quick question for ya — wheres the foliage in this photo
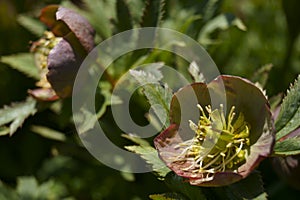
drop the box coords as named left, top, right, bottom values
left=0, top=97, right=37, bottom=136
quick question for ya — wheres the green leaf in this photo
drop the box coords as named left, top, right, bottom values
left=125, top=145, right=171, bottom=178
left=31, top=125, right=66, bottom=141
left=16, top=177, right=39, bottom=199
left=269, top=93, right=283, bottom=111
left=17, top=14, right=45, bottom=36
left=122, top=133, right=151, bottom=147
left=140, top=0, right=165, bottom=27
left=74, top=82, right=122, bottom=134
left=36, top=179, right=68, bottom=199
left=62, top=0, right=112, bottom=39
left=116, top=0, right=133, bottom=32
left=0, top=126, right=10, bottom=136
left=149, top=193, right=188, bottom=200
left=251, top=64, right=273, bottom=88
left=0, top=181, right=18, bottom=200
left=198, top=13, right=246, bottom=46
left=274, top=137, right=300, bottom=156
left=130, top=65, right=173, bottom=127
left=0, top=97, right=37, bottom=136
left=188, top=61, right=206, bottom=83
left=16, top=177, right=68, bottom=199
left=201, top=0, right=223, bottom=22
left=165, top=172, right=206, bottom=200
left=0, top=53, right=40, bottom=79
left=275, top=75, right=300, bottom=140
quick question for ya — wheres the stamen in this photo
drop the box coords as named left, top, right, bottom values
left=172, top=104, right=250, bottom=178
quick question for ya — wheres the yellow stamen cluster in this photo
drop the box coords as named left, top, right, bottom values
left=174, top=104, right=250, bottom=178
left=31, top=31, right=62, bottom=88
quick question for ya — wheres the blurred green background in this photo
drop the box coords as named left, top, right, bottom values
left=0, top=0, right=299, bottom=199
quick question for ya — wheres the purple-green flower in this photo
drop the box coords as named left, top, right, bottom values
left=29, top=5, right=95, bottom=100
left=154, top=75, right=275, bottom=186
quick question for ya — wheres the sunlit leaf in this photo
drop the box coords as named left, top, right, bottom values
left=130, top=65, right=172, bottom=127
left=198, top=13, right=246, bottom=46
left=188, top=61, right=206, bottom=83
left=17, top=14, right=45, bottom=36
left=0, top=126, right=10, bottom=136
left=275, top=75, right=300, bottom=140
left=251, top=64, right=273, bottom=88
left=125, top=145, right=171, bottom=178
left=31, top=125, right=66, bottom=141
left=122, top=133, right=151, bottom=147
left=16, top=177, right=68, bottom=199
left=0, top=97, right=37, bottom=136
left=274, top=137, right=300, bottom=156
left=0, top=53, right=39, bottom=79
left=16, top=177, right=39, bottom=199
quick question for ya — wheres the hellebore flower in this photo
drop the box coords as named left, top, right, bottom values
left=29, top=5, right=95, bottom=100
left=154, top=75, right=274, bottom=186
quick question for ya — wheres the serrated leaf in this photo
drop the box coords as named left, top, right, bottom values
left=0, top=97, right=37, bottom=136
left=116, top=0, right=133, bottom=32
left=130, top=66, right=172, bottom=128
left=274, top=137, right=300, bottom=156
left=275, top=75, right=300, bottom=140
left=188, top=61, right=206, bottom=83
left=125, top=145, right=171, bottom=177
left=198, top=13, right=246, bottom=46
left=0, top=53, right=39, bottom=79
left=31, top=125, right=66, bottom=141
left=17, top=14, right=45, bottom=36
left=140, top=0, right=165, bottom=27
left=251, top=64, right=273, bottom=88
left=165, top=172, right=206, bottom=200
left=149, top=193, right=188, bottom=200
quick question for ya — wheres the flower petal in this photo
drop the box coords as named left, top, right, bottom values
left=208, top=75, right=271, bottom=144
left=47, top=39, right=82, bottom=98
left=40, top=5, right=95, bottom=52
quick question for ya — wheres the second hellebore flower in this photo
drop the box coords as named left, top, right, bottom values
left=154, top=75, right=275, bottom=186
left=29, top=5, right=95, bottom=100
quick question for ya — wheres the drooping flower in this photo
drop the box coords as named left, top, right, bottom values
left=29, top=5, right=95, bottom=100
left=154, top=75, right=274, bottom=186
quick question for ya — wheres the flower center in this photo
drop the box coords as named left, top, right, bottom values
left=174, top=104, right=250, bottom=177
left=31, top=31, right=62, bottom=88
